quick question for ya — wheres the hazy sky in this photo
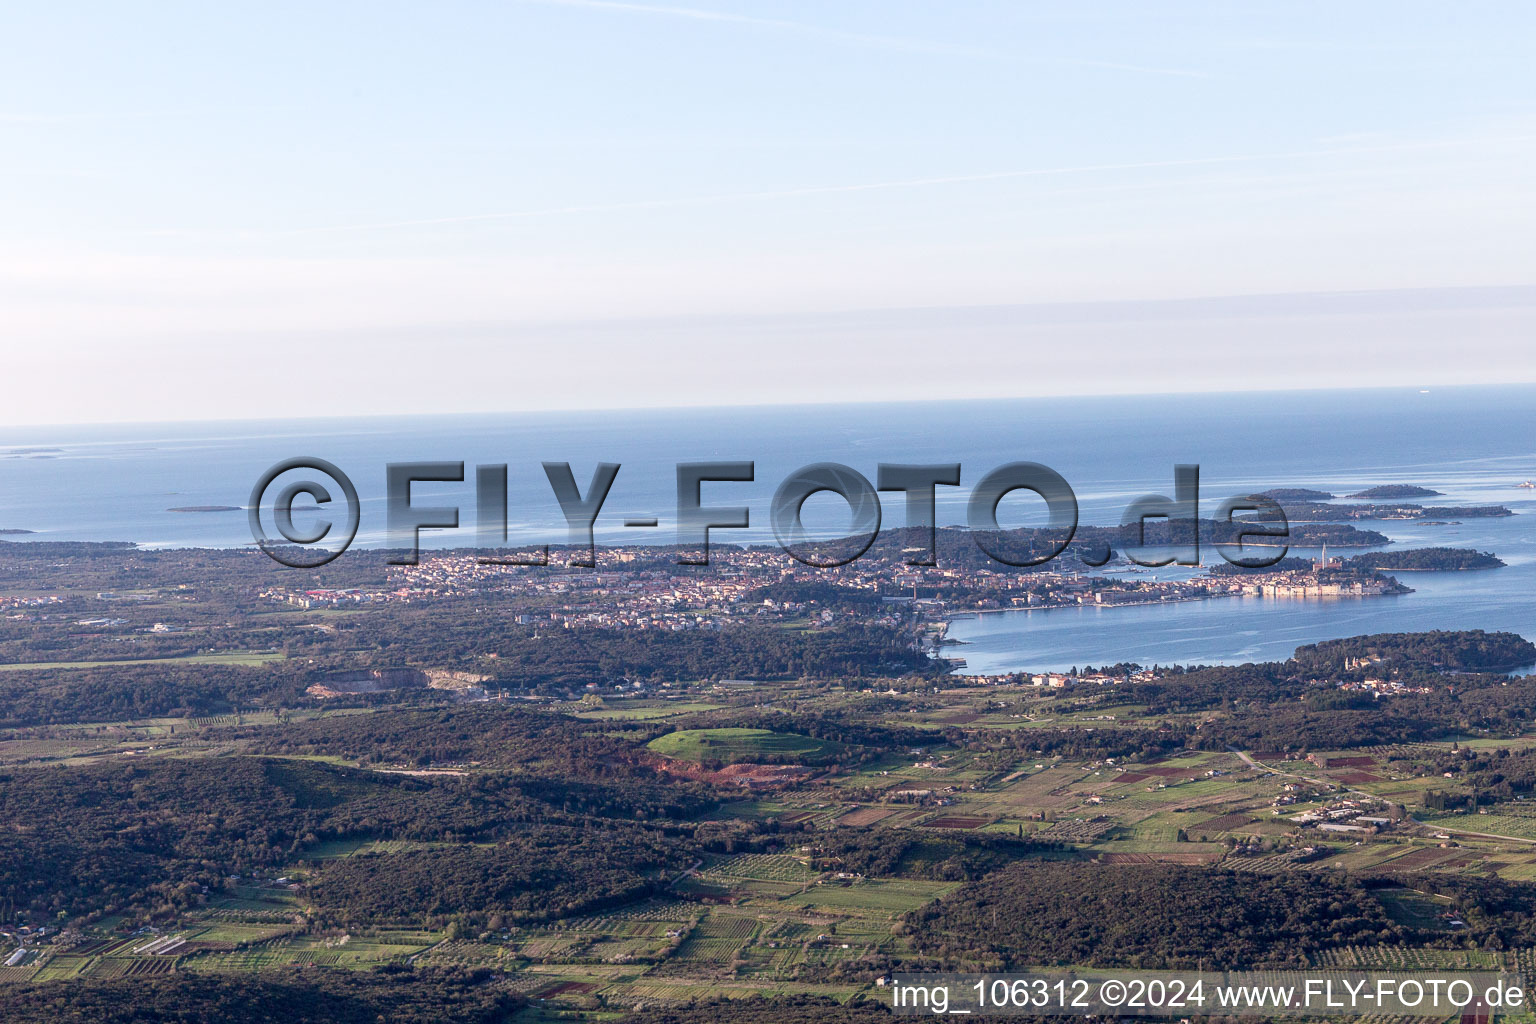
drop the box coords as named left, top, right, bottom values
left=3, top=2, right=1534, bottom=425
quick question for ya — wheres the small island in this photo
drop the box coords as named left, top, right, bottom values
left=1346, top=484, right=1442, bottom=499
left=1256, top=487, right=1335, bottom=501
left=0, top=528, right=35, bottom=535
left=1345, top=547, right=1505, bottom=571
left=167, top=505, right=243, bottom=513
left=1275, top=500, right=1511, bottom=521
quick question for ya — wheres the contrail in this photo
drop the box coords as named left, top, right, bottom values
left=268, top=134, right=1530, bottom=236
left=525, top=0, right=1206, bottom=74
left=524, top=0, right=987, bottom=56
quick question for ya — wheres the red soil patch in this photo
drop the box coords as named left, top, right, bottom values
left=1112, top=771, right=1152, bottom=784
left=715, top=763, right=811, bottom=785
left=68, top=940, right=113, bottom=956
left=1336, top=771, right=1384, bottom=784
left=1321, top=756, right=1377, bottom=768
left=926, top=815, right=988, bottom=829
left=537, top=982, right=598, bottom=998
left=659, top=759, right=812, bottom=787
left=1387, top=847, right=1458, bottom=869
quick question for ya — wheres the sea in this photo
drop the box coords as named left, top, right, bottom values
left=2, top=385, right=1533, bottom=674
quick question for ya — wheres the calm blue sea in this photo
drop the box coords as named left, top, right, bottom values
left=2, top=386, right=1533, bottom=672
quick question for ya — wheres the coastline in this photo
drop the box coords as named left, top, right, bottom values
left=945, top=588, right=1409, bottom=621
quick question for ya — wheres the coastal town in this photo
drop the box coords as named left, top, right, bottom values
left=258, top=544, right=1409, bottom=646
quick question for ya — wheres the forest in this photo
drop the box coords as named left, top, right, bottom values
left=906, top=861, right=1404, bottom=969
left=0, top=749, right=740, bottom=923
left=1292, top=630, right=1536, bottom=673
left=308, top=830, right=686, bottom=926
left=1345, top=547, right=1504, bottom=571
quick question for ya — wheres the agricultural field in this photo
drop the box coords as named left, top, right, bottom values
left=573, top=701, right=724, bottom=721
left=647, top=727, right=840, bottom=764
left=1417, top=812, right=1536, bottom=841
left=10, top=638, right=1536, bottom=1021
left=0, top=649, right=286, bottom=672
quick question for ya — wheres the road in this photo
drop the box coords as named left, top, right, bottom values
left=1231, top=747, right=1536, bottom=845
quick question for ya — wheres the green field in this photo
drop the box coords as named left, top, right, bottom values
left=1417, top=812, right=1536, bottom=840
left=0, top=650, right=285, bottom=672
left=647, top=727, right=839, bottom=764
left=574, top=701, right=724, bottom=721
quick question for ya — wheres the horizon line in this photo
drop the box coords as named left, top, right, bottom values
left=7, top=380, right=1535, bottom=434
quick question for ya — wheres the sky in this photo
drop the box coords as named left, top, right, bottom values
left=2, top=2, right=1534, bottom=425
